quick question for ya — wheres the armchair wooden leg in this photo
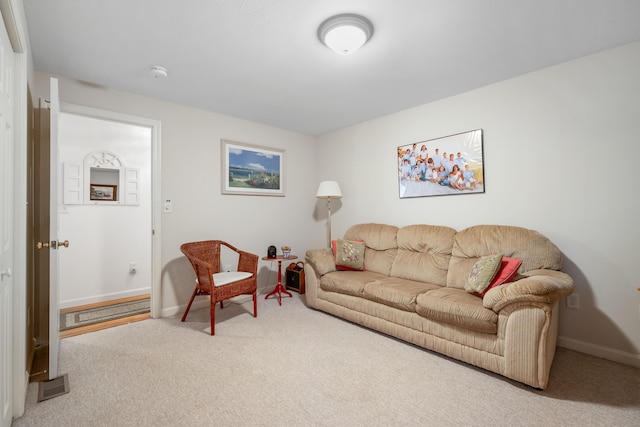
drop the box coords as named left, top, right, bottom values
left=210, top=302, right=216, bottom=336
left=253, top=290, right=257, bottom=317
left=181, top=288, right=199, bottom=322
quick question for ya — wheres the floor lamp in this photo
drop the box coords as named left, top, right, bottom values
left=316, top=181, right=342, bottom=248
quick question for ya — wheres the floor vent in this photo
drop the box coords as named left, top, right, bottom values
left=38, top=374, right=70, bottom=402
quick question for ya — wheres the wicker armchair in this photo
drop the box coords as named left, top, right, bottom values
left=180, top=240, right=258, bottom=335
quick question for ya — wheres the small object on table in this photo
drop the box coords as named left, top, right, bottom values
left=267, top=245, right=277, bottom=258
left=281, top=245, right=291, bottom=259
left=262, top=254, right=297, bottom=305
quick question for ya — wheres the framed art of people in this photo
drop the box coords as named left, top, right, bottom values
left=397, top=129, right=484, bottom=199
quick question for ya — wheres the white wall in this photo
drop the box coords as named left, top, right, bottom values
left=58, top=112, right=152, bottom=308
left=33, top=72, right=320, bottom=315
left=316, top=41, right=640, bottom=365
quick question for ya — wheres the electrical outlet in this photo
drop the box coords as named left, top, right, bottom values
left=129, top=262, right=137, bottom=274
left=224, top=264, right=232, bottom=272
left=566, top=293, right=580, bottom=309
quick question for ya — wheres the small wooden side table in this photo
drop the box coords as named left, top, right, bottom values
left=262, top=255, right=297, bottom=305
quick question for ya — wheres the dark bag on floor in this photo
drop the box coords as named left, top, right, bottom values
left=285, top=262, right=305, bottom=294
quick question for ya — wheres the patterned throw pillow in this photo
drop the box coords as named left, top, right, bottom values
left=464, top=254, right=503, bottom=294
left=334, top=239, right=365, bottom=271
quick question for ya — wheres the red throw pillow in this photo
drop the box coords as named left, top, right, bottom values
left=479, top=257, right=522, bottom=297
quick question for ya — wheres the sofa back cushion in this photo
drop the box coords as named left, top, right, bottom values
left=390, top=224, right=457, bottom=286
left=344, top=223, right=398, bottom=276
left=446, top=225, right=563, bottom=289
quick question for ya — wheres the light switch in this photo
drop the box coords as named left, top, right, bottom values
left=163, top=199, right=173, bottom=213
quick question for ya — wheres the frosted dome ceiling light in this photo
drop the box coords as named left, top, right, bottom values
left=318, top=13, right=373, bottom=56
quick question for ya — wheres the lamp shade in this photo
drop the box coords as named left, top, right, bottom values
left=316, top=181, right=342, bottom=199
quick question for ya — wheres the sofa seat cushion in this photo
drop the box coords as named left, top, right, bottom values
left=415, top=288, right=498, bottom=334
left=320, top=270, right=388, bottom=297
left=363, top=278, right=441, bottom=312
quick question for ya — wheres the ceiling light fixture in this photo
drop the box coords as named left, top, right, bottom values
left=318, top=13, right=373, bottom=56
left=149, top=65, right=168, bottom=79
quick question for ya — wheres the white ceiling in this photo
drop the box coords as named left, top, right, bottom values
left=23, top=0, right=640, bottom=136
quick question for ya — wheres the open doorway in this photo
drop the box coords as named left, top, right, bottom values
left=57, top=112, right=153, bottom=310
left=28, top=102, right=161, bottom=381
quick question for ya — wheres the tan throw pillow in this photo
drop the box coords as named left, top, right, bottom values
left=465, top=254, right=503, bottom=294
left=335, top=239, right=365, bottom=271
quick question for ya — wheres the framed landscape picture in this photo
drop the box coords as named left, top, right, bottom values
left=90, top=184, right=117, bottom=201
left=221, top=140, right=285, bottom=196
left=398, top=129, right=485, bottom=198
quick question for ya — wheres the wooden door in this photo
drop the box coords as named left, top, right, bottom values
left=32, top=78, right=65, bottom=381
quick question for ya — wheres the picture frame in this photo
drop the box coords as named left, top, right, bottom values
left=398, top=129, right=485, bottom=198
left=221, top=139, right=285, bottom=196
left=89, top=184, right=117, bottom=201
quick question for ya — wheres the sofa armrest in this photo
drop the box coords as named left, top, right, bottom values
left=483, top=269, right=575, bottom=312
left=305, top=248, right=336, bottom=276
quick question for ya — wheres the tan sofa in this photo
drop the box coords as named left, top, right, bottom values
left=304, top=223, right=574, bottom=389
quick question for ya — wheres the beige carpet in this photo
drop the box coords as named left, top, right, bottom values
left=14, top=294, right=640, bottom=426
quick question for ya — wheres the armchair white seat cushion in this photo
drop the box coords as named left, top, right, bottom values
left=213, top=272, right=253, bottom=287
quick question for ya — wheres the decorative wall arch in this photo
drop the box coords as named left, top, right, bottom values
left=85, top=150, right=125, bottom=168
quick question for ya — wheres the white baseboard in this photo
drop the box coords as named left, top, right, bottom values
left=160, top=295, right=260, bottom=317
left=160, top=292, right=260, bottom=318
left=161, top=299, right=208, bottom=318
left=558, top=336, right=640, bottom=368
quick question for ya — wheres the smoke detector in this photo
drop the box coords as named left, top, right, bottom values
left=149, top=66, right=168, bottom=79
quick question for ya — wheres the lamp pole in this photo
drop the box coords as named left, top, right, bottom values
left=316, top=181, right=342, bottom=249
left=326, top=198, right=333, bottom=248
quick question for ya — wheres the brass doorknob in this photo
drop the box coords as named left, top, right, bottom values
left=57, top=240, right=70, bottom=248
left=36, top=241, right=50, bottom=250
